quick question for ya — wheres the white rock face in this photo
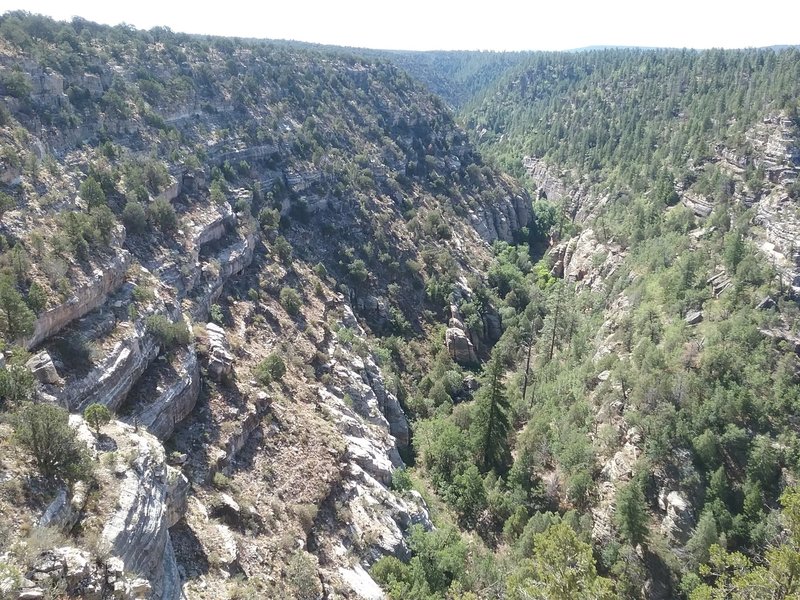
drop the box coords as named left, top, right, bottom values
left=314, top=300, right=431, bottom=597
left=133, top=349, right=200, bottom=440
left=338, top=564, right=386, bottom=600
left=445, top=327, right=478, bottom=365
left=659, top=490, right=695, bottom=544
left=26, top=351, right=61, bottom=385
left=101, top=424, right=188, bottom=600
left=60, top=318, right=161, bottom=413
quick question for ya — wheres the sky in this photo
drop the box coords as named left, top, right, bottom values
left=2, top=0, right=799, bottom=51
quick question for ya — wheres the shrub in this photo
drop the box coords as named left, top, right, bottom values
left=279, top=287, right=302, bottom=316
left=0, top=351, right=34, bottom=407
left=148, top=197, right=177, bottom=231
left=25, top=282, right=47, bottom=314
left=80, top=176, right=106, bottom=209
left=391, top=467, right=413, bottom=492
left=122, top=201, right=147, bottom=234
left=12, top=402, right=92, bottom=481
left=287, top=551, right=322, bottom=600
left=83, top=403, right=112, bottom=434
left=274, top=236, right=292, bottom=263
left=0, top=275, right=35, bottom=342
left=145, top=314, right=190, bottom=350
left=0, top=191, right=15, bottom=216
left=210, top=303, right=224, bottom=324
left=258, top=207, right=280, bottom=233
left=255, top=353, right=286, bottom=385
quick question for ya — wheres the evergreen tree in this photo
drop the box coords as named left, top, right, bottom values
left=0, top=275, right=35, bottom=342
left=615, top=480, right=649, bottom=546
left=508, top=522, right=615, bottom=600
left=472, top=348, right=511, bottom=474
left=79, top=175, right=106, bottom=209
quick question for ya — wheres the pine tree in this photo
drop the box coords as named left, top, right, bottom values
left=0, top=275, right=35, bottom=343
left=472, top=348, right=511, bottom=474
left=79, top=175, right=106, bottom=210
left=615, top=480, right=649, bottom=546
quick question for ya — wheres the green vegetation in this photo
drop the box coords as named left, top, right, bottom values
left=279, top=287, right=302, bottom=316
left=12, top=402, right=92, bottom=482
left=1, top=11, right=800, bottom=599
left=0, top=275, right=35, bottom=342
left=83, top=403, right=112, bottom=435
left=254, top=353, right=286, bottom=385
left=145, top=314, right=191, bottom=350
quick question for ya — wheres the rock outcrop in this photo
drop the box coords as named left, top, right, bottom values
left=446, top=326, right=478, bottom=365
left=99, top=422, right=188, bottom=600
left=129, top=348, right=201, bottom=440
left=25, top=251, right=131, bottom=350
left=204, top=323, right=234, bottom=382
left=469, top=190, right=531, bottom=243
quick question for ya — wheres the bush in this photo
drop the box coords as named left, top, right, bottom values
left=255, top=353, right=286, bottom=385
left=274, top=236, right=292, bottom=263
left=258, top=207, right=280, bottom=233
left=122, top=201, right=147, bottom=234
left=279, top=287, right=302, bottom=316
left=391, top=467, right=413, bottom=492
left=25, top=282, right=48, bottom=314
left=0, top=352, right=34, bottom=407
left=80, top=176, right=106, bottom=209
left=84, top=403, right=112, bottom=434
left=148, top=197, right=177, bottom=231
left=145, top=314, right=191, bottom=350
left=0, top=191, right=15, bottom=216
left=12, top=402, right=92, bottom=482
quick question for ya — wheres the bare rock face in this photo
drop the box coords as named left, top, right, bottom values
left=25, top=251, right=131, bottom=350
left=132, top=349, right=201, bottom=440
left=446, top=327, right=478, bottom=365
left=313, top=300, right=431, bottom=597
left=59, top=317, right=161, bottom=413
left=38, top=482, right=88, bottom=532
left=469, top=190, right=531, bottom=243
left=550, top=228, right=625, bottom=291
left=100, top=423, right=188, bottom=600
left=524, top=156, right=607, bottom=223
left=659, top=490, right=695, bottom=544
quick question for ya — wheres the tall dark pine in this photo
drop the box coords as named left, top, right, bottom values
left=474, top=349, right=511, bottom=474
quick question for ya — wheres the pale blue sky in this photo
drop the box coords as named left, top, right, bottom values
left=3, top=0, right=799, bottom=51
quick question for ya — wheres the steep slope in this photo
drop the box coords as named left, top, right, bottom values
left=0, top=13, right=531, bottom=600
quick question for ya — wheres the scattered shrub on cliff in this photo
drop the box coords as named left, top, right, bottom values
left=148, top=197, right=177, bottom=232
left=274, top=236, right=292, bottom=264
left=145, top=314, right=190, bottom=350
left=279, top=286, right=302, bottom=316
left=83, top=403, right=112, bottom=435
left=0, top=275, right=35, bottom=343
left=0, top=349, right=34, bottom=407
left=122, top=200, right=147, bottom=234
left=79, top=175, right=106, bottom=209
left=12, top=402, right=92, bottom=482
left=254, top=353, right=286, bottom=385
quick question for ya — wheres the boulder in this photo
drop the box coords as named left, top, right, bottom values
left=684, top=310, right=703, bottom=325
left=445, top=327, right=478, bottom=365
left=205, top=323, right=234, bottom=381
left=26, top=351, right=61, bottom=385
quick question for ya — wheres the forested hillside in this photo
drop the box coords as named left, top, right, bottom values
left=1, top=11, right=800, bottom=600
